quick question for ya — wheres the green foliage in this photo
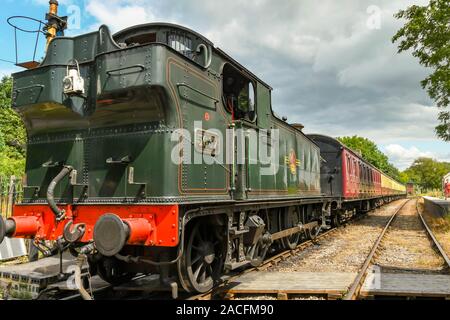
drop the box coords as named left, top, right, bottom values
left=393, top=0, right=450, bottom=141
left=398, top=171, right=411, bottom=184
left=337, top=136, right=400, bottom=180
left=402, top=157, right=450, bottom=191
left=0, top=76, right=26, bottom=179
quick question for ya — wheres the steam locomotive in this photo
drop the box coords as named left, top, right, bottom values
left=0, top=3, right=405, bottom=295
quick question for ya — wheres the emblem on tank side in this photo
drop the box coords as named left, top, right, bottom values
left=285, top=150, right=301, bottom=175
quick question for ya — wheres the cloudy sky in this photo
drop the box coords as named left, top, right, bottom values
left=0, top=0, right=449, bottom=170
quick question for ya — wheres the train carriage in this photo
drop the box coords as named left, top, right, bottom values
left=308, top=134, right=406, bottom=222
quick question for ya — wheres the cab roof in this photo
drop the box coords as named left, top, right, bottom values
left=113, top=22, right=273, bottom=90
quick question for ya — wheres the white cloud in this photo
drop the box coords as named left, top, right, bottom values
left=85, top=1, right=156, bottom=32
left=384, top=144, right=437, bottom=170
left=0, top=68, right=16, bottom=78
left=80, top=0, right=447, bottom=170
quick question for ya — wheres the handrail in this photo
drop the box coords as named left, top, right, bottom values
left=14, top=84, right=45, bottom=92
left=106, top=64, right=145, bottom=76
left=176, top=82, right=219, bottom=103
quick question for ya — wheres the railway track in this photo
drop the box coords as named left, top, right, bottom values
left=344, top=198, right=450, bottom=300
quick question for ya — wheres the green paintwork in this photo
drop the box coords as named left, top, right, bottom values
left=11, top=23, right=321, bottom=204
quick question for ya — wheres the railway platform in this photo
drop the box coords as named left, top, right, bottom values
left=360, top=267, right=450, bottom=299
left=222, top=268, right=450, bottom=300
left=423, top=197, right=450, bottom=217
left=223, top=272, right=357, bottom=300
left=0, top=254, right=85, bottom=300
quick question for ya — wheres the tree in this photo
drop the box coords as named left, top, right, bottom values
left=337, top=136, right=400, bottom=180
left=398, top=171, right=411, bottom=185
left=393, top=0, right=450, bottom=141
left=403, top=157, right=450, bottom=190
left=0, top=76, right=26, bottom=179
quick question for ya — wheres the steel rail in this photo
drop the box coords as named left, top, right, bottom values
left=416, top=200, right=450, bottom=269
left=343, top=199, right=410, bottom=300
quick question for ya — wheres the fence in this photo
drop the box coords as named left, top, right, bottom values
left=0, top=176, right=23, bottom=219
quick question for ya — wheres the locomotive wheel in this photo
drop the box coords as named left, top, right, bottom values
left=305, top=225, right=319, bottom=240
left=179, top=222, right=223, bottom=293
left=331, top=213, right=341, bottom=228
left=281, top=207, right=301, bottom=250
left=247, top=238, right=269, bottom=267
left=96, top=257, right=137, bottom=286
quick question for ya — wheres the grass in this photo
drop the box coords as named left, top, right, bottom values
left=418, top=191, right=445, bottom=199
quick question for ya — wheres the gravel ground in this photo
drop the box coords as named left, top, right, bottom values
left=375, top=199, right=444, bottom=271
left=270, top=200, right=408, bottom=273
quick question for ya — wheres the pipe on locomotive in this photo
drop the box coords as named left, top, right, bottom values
left=0, top=165, right=73, bottom=245
left=47, top=165, right=73, bottom=221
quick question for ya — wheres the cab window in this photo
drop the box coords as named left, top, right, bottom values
left=168, top=33, right=193, bottom=58
left=223, top=64, right=257, bottom=122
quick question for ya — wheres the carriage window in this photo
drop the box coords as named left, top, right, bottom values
left=348, top=158, right=351, bottom=175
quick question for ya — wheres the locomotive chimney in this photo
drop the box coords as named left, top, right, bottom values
left=44, top=0, right=67, bottom=50
left=46, top=0, right=59, bottom=47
